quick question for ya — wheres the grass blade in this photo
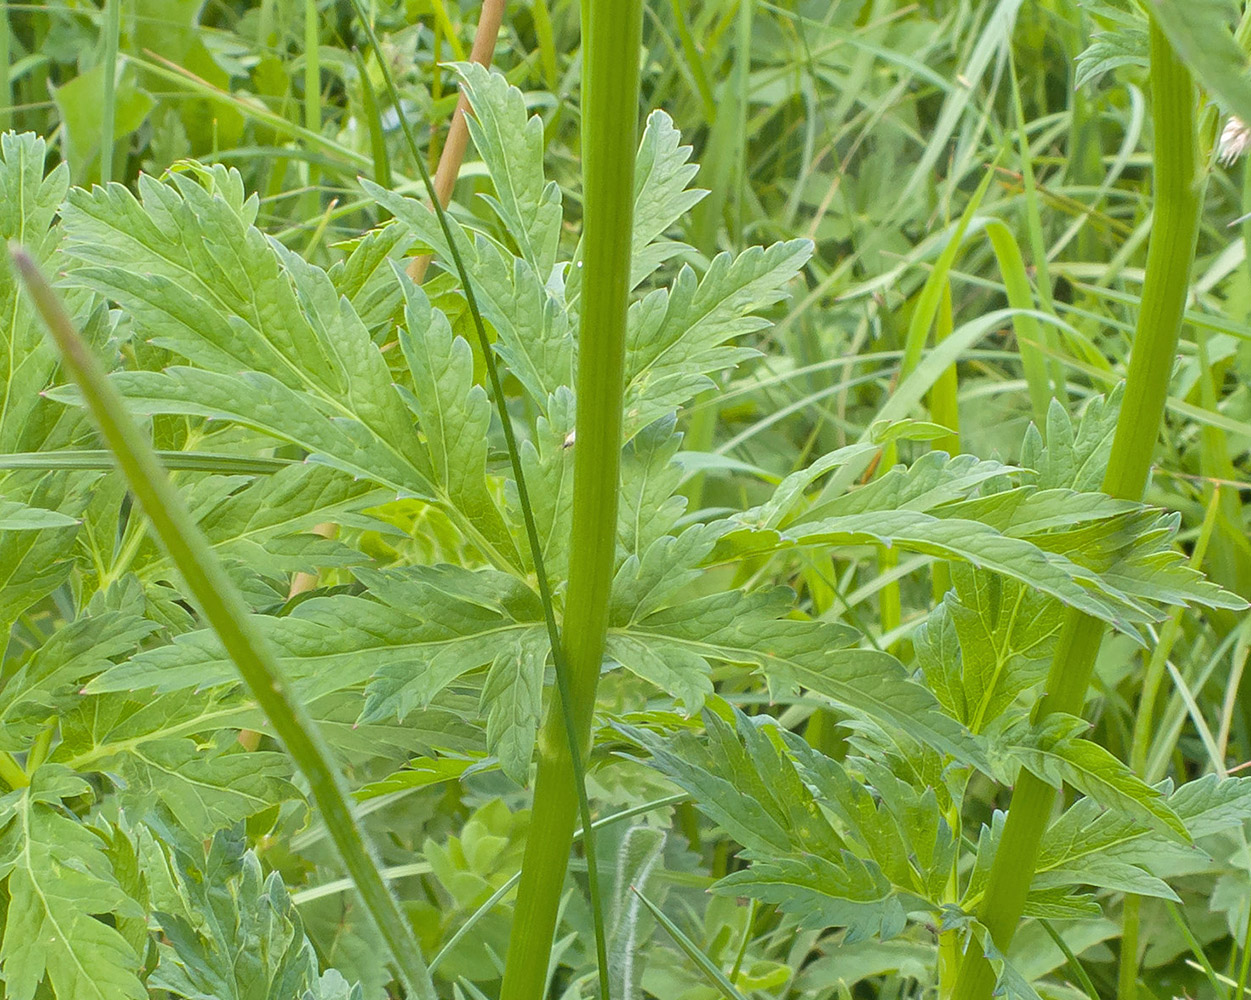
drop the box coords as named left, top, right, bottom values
left=631, top=884, right=750, bottom=1000
left=9, top=244, right=439, bottom=1000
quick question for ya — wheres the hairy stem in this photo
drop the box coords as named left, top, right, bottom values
left=499, top=1, right=643, bottom=996
left=951, top=19, right=1202, bottom=999
left=11, top=245, right=439, bottom=1000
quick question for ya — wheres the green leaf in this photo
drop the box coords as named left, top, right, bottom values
left=52, top=64, right=154, bottom=183
left=0, top=611, right=158, bottom=752
left=628, top=109, right=705, bottom=288
left=915, top=566, right=1061, bottom=732
left=616, top=417, right=688, bottom=559
left=1003, top=714, right=1190, bottom=843
left=1074, top=5, right=1148, bottom=90
left=328, top=223, right=414, bottom=338
left=616, top=585, right=987, bottom=769
left=480, top=630, right=547, bottom=785
left=0, top=767, right=146, bottom=1000
left=1149, top=0, right=1251, bottom=127
left=394, top=273, right=516, bottom=568
left=0, top=133, right=72, bottom=456
left=456, top=62, right=562, bottom=277
left=149, top=829, right=359, bottom=1000
left=56, top=172, right=531, bottom=566
left=117, top=735, right=297, bottom=835
left=0, top=499, right=79, bottom=530
left=1035, top=774, right=1251, bottom=885
left=715, top=853, right=906, bottom=943
left=168, top=464, right=389, bottom=580
left=0, top=475, right=86, bottom=635
left=623, top=239, right=813, bottom=436
left=620, top=710, right=926, bottom=942
left=719, top=448, right=1238, bottom=639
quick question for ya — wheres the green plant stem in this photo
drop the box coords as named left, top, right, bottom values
left=9, top=245, right=438, bottom=1000
left=346, top=2, right=626, bottom=993
left=951, top=19, right=1202, bottom=1000
left=1, top=1, right=13, bottom=132
left=499, top=1, right=642, bottom=997
left=303, top=0, right=321, bottom=221
left=99, top=0, right=121, bottom=183
left=0, top=751, right=26, bottom=789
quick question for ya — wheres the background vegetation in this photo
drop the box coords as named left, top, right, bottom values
left=3, top=0, right=1251, bottom=998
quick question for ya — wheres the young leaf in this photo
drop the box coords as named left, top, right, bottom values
left=148, top=828, right=360, bottom=1000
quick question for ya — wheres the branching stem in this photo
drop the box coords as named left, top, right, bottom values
left=951, top=19, right=1203, bottom=999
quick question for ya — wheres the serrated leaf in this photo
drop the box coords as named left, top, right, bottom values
left=1035, top=773, right=1251, bottom=887
left=623, top=239, right=812, bottom=435
left=616, top=586, right=987, bottom=770
left=171, top=463, right=389, bottom=579
left=395, top=271, right=514, bottom=561
left=629, top=109, right=705, bottom=288
left=149, top=829, right=359, bottom=1000
left=915, top=566, right=1061, bottom=731
left=481, top=629, right=547, bottom=785
left=0, top=768, right=146, bottom=1000
left=0, top=132, right=72, bottom=455
left=0, top=499, right=79, bottom=531
left=616, top=417, right=687, bottom=559
left=715, top=853, right=908, bottom=943
left=1020, top=387, right=1123, bottom=492
left=117, top=736, right=297, bottom=835
left=328, top=222, right=414, bottom=337
left=0, top=611, right=158, bottom=752
left=0, top=475, right=86, bottom=635
left=457, top=62, right=562, bottom=277
left=1004, top=714, right=1189, bottom=843
left=57, top=172, right=522, bottom=568
left=1074, top=10, right=1148, bottom=90
left=358, top=565, right=547, bottom=733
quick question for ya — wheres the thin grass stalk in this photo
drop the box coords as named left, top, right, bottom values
left=352, top=46, right=392, bottom=187
left=303, top=0, right=321, bottom=221
left=347, top=3, right=629, bottom=993
left=1119, top=483, right=1221, bottom=998
left=98, top=0, right=121, bottom=183
left=9, top=245, right=439, bottom=1000
left=1008, top=50, right=1065, bottom=403
left=0, top=0, right=9, bottom=133
left=929, top=279, right=957, bottom=602
left=951, top=19, right=1202, bottom=1000
left=294, top=0, right=504, bottom=597
left=407, top=0, right=505, bottom=282
left=500, top=1, right=642, bottom=995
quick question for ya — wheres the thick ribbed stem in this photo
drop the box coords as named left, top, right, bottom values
left=499, top=2, right=642, bottom=996
left=951, top=19, right=1201, bottom=1000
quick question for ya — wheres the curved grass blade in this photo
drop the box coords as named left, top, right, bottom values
left=9, top=244, right=439, bottom=1000
left=631, top=884, right=750, bottom=1000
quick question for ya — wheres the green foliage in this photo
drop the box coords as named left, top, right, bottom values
left=0, top=767, right=146, bottom=1000
left=0, top=5, right=1250, bottom=997
left=147, top=828, right=363, bottom=1000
